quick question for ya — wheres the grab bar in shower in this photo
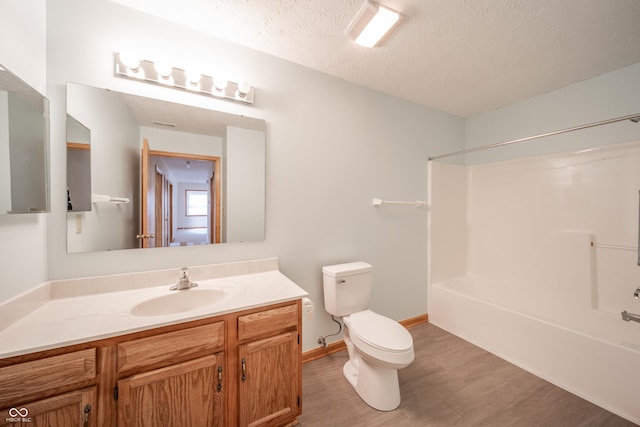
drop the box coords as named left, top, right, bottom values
left=621, top=311, right=640, bottom=324
left=372, top=198, right=426, bottom=207
left=590, top=242, right=637, bottom=251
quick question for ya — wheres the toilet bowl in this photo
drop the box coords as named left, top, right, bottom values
left=342, top=310, right=414, bottom=411
left=322, top=262, right=415, bottom=411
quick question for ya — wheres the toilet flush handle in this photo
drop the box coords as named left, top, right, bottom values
left=337, top=279, right=346, bottom=284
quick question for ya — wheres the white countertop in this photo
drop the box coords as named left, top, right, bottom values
left=0, top=263, right=307, bottom=359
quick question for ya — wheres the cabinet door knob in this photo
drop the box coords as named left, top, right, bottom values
left=241, top=358, right=247, bottom=382
left=83, top=404, right=92, bottom=427
left=217, top=365, right=223, bottom=391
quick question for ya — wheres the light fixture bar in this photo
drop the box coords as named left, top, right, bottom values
left=114, top=53, right=254, bottom=104
left=346, top=1, right=404, bottom=48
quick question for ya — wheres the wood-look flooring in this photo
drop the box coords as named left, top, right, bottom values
left=299, top=322, right=636, bottom=426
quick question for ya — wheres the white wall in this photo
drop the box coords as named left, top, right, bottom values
left=0, top=0, right=47, bottom=302
left=464, top=62, right=640, bottom=163
left=44, top=0, right=464, bottom=351
left=0, top=0, right=46, bottom=94
left=225, top=126, right=265, bottom=242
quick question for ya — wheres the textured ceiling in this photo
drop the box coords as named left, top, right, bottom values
left=110, top=0, right=640, bottom=118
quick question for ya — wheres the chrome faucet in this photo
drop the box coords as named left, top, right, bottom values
left=634, top=287, right=640, bottom=299
left=170, top=267, right=198, bottom=291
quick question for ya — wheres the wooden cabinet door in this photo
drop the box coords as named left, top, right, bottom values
left=0, top=387, right=96, bottom=427
left=117, top=353, right=224, bottom=427
left=238, top=332, right=300, bottom=427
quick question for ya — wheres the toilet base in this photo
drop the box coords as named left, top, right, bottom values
left=342, top=359, right=401, bottom=411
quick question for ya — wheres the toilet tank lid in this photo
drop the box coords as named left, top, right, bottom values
left=322, top=262, right=372, bottom=277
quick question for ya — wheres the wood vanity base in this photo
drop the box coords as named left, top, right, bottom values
left=0, top=299, right=302, bottom=427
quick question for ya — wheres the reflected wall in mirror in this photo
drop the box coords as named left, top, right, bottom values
left=66, top=83, right=266, bottom=253
left=0, top=64, right=49, bottom=214
left=66, top=115, right=91, bottom=212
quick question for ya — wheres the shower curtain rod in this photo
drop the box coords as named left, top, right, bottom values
left=428, top=113, right=640, bottom=161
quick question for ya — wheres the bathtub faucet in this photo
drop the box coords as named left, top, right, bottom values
left=634, top=287, right=640, bottom=299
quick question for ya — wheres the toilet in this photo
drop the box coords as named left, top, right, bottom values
left=322, top=262, right=414, bottom=411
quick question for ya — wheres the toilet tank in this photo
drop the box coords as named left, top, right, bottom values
left=322, top=262, right=372, bottom=317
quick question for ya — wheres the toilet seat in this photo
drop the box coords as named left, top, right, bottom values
left=347, top=310, right=413, bottom=351
left=344, top=310, right=414, bottom=367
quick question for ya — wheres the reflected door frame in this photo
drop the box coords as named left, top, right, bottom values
left=141, top=143, right=221, bottom=247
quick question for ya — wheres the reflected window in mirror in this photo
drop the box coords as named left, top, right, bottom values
left=186, top=190, right=207, bottom=216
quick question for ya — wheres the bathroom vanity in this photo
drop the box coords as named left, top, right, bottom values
left=0, top=259, right=306, bottom=427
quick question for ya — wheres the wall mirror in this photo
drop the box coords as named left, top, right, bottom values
left=66, top=83, right=265, bottom=253
left=0, top=64, right=49, bottom=214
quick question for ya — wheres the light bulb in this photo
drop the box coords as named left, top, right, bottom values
left=119, top=51, right=140, bottom=71
left=154, top=62, right=173, bottom=79
left=185, top=70, right=201, bottom=85
left=213, top=77, right=228, bottom=93
left=237, top=81, right=252, bottom=98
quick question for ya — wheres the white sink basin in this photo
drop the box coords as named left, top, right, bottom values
left=131, top=288, right=226, bottom=317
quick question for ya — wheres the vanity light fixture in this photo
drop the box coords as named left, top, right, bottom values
left=114, top=52, right=254, bottom=104
left=346, top=0, right=404, bottom=48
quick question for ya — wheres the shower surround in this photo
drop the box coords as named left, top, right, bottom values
left=428, top=139, right=640, bottom=424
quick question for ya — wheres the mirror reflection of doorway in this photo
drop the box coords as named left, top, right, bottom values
left=141, top=139, right=220, bottom=247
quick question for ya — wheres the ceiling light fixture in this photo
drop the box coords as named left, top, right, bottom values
left=346, top=0, right=404, bottom=48
left=113, top=53, right=254, bottom=104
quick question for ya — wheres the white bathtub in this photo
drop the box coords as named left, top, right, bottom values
left=428, top=232, right=640, bottom=424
